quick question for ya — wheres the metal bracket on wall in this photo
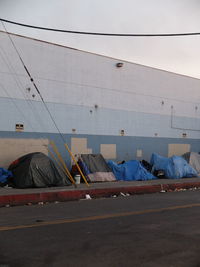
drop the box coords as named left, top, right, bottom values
left=170, top=106, right=200, bottom=132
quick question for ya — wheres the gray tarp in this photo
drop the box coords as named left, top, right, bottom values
left=182, top=152, right=200, bottom=175
left=9, top=152, right=71, bottom=188
left=80, top=154, right=116, bottom=182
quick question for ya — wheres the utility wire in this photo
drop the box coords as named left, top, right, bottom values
left=0, top=40, right=55, bottom=152
left=0, top=39, right=47, bottom=131
left=1, top=21, right=66, bottom=144
left=1, top=18, right=200, bottom=37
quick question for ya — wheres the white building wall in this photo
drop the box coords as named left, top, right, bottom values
left=0, top=31, right=200, bottom=138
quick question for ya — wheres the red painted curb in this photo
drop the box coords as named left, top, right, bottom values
left=1, top=182, right=200, bottom=207
left=0, top=182, right=200, bottom=207
left=162, top=182, right=200, bottom=191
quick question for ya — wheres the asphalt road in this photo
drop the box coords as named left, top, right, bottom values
left=1, top=191, right=200, bottom=267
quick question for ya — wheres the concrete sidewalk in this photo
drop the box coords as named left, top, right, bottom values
left=1, top=177, right=200, bottom=207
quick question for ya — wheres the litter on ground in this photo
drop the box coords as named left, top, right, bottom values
left=85, top=194, right=92, bottom=200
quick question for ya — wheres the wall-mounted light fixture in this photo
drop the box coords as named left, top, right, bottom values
left=116, top=62, right=123, bottom=68
left=120, top=129, right=125, bottom=136
left=15, top=123, right=24, bottom=132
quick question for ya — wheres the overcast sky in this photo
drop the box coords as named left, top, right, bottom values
left=0, top=0, right=200, bottom=78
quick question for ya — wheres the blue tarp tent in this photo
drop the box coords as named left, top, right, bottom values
left=0, top=168, right=12, bottom=184
left=150, top=153, right=198, bottom=179
left=107, top=160, right=156, bottom=181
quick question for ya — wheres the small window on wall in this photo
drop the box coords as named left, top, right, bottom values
left=15, top=124, right=24, bottom=132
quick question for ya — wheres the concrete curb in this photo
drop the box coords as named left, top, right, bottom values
left=1, top=181, right=200, bottom=207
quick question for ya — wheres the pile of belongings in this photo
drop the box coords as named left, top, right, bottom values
left=182, top=152, right=200, bottom=175
left=150, top=153, right=197, bottom=179
left=107, top=160, right=156, bottom=181
left=8, top=152, right=71, bottom=188
left=0, top=168, right=13, bottom=186
left=79, top=154, right=116, bottom=182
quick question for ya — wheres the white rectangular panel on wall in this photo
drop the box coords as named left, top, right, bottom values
left=168, top=144, right=190, bottom=157
left=71, top=138, right=92, bottom=158
left=0, top=138, right=48, bottom=168
left=136, top=149, right=143, bottom=158
left=100, top=144, right=116, bottom=159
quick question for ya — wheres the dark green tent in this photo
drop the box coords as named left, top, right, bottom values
left=8, top=152, right=71, bottom=188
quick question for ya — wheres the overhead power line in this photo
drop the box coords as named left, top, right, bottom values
left=1, top=18, right=200, bottom=37
left=1, top=20, right=67, bottom=145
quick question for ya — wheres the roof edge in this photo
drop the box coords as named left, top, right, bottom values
left=0, top=30, right=199, bottom=81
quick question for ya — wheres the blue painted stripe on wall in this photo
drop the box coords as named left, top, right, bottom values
left=0, top=131, right=200, bottom=166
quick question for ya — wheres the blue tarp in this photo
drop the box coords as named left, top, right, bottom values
left=0, top=168, right=12, bottom=184
left=107, top=160, right=156, bottom=181
left=150, top=153, right=198, bottom=179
